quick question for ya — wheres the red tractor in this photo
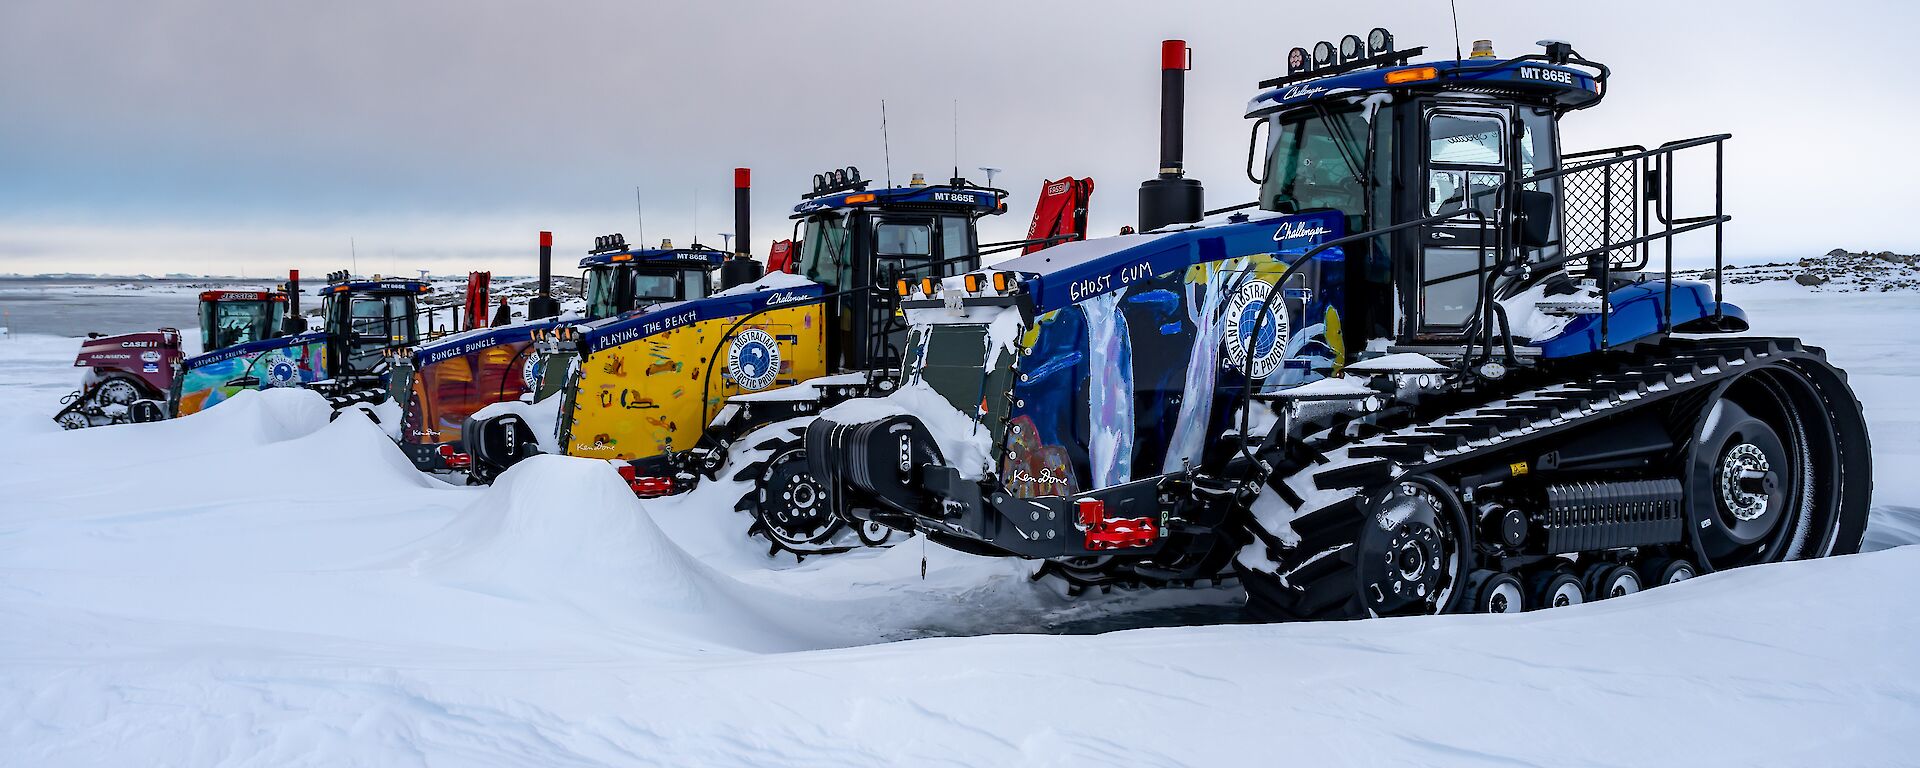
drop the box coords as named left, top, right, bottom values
left=54, top=288, right=289, bottom=429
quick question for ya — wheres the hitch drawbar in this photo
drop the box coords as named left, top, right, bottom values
left=1076, top=498, right=1160, bottom=550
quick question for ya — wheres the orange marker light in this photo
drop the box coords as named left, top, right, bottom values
left=896, top=279, right=910, bottom=296
left=964, top=274, right=982, bottom=293
left=1385, top=66, right=1438, bottom=85
left=845, top=193, right=876, bottom=204
left=920, top=277, right=936, bottom=296
left=991, top=272, right=1009, bottom=292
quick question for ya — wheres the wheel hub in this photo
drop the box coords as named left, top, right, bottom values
left=1719, top=443, right=1772, bottom=522
left=1360, top=482, right=1458, bottom=615
left=759, top=452, right=840, bottom=548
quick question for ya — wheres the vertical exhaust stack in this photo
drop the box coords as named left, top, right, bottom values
left=528, top=231, right=561, bottom=320
left=1138, top=39, right=1205, bottom=233
left=720, top=167, right=765, bottom=290
left=283, top=269, right=303, bottom=335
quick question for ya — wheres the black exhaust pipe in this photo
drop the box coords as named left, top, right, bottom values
left=720, top=167, right=764, bottom=290
left=282, top=269, right=303, bottom=335
left=528, top=230, right=561, bottom=320
left=1138, top=39, right=1204, bottom=233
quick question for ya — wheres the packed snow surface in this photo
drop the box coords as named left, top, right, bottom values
left=1, top=278, right=1918, bottom=765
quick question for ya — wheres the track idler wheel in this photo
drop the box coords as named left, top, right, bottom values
left=1463, top=570, right=1525, bottom=614
left=1582, top=562, right=1641, bottom=600
left=1638, top=557, right=1697, bottom=587
left=1529, top=570, right=1585, bottom=609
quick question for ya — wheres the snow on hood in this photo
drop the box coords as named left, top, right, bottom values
left=712, top=270, right=817, bottom=297
left=470, top=390, right=567, bottom=455
left=1499, top=282, right=1594, bottom=341
left=819, top=381, right=997, bottom=479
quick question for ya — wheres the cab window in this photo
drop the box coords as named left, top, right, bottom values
left=799, top=213, right=853, bottom=290
left=939, top=215, right=974, bottom=274
left=1428, top=113, right=1504, bottom=166
left=875, top=221, right=932, bottom=257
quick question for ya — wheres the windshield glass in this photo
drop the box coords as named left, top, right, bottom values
left=1262, top=106, right=1368, bottom=215
left=799, top=213, right=853, bottom=290
left=585, top=266, right=622, bottom=318
left=631, top=269, right=683, bottom=304
left=200, top=300, right=275, bottom=351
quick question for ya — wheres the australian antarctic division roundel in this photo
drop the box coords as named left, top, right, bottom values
left=520, top=352, right=544, bottom=391
left=1222, top=279, right=1288, bottom=379
left=726, top=328, right=781, bottom=391
left=262, top=352, right=300, bottom=387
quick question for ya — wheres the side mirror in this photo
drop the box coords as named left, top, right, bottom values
left=1516, top=189, right=1556, bottom=249
left=282, top=315, right=309, bottom=335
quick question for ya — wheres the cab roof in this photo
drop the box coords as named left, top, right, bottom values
left=792, top=183, right=1003, bottom=217
left=1246, top=55, right=1602, bottom=118
left=199, top=289, right=286, bottom=303
left=578, top=248, right=727, bottom=269
left=324, top=279, right=430, bottom=294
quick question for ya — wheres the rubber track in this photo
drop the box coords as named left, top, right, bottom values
left=1239, top=337, right=1837, bottom=622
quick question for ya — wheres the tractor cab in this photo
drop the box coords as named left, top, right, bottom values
left=196, top=290, right=289, bottom=354
left=579, top=235, right=722, bottom=320
left=791, top=167, right=1006, bottom=372
left=319, top=272, right=432, bottom=382
left=1244, top=32, right=1646, bottom=353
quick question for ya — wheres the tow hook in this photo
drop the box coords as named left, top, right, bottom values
left=1075, top=498, right=1160, bottom=550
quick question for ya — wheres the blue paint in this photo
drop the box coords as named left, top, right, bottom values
left=581, top=282, right=825, bottom=354
left=412, top=319, right=566, bottom=368
left=1535, top=280, right=1746, bottom=358
left=577, top=249, right=727, bottom=269
left=182, top=331, right=328, bottom=372
left=791, top=185, right=1002, bottom=215
left=996, top=211, right=1346, bottom=314
left=1246, top=58, right=1600, bottom=117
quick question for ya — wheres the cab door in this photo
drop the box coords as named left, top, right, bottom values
left=1411, top=105, right=1511, bottom=340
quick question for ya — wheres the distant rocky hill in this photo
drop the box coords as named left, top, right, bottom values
left=1676, top=249, right=1920, bottom=292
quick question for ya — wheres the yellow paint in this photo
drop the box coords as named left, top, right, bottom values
left=1325, top=306, right=1346, bottom=375
left=562, top=303, right=826, bottom=461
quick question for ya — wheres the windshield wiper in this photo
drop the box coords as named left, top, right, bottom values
left=1314, top=103, right=1369, bottom=186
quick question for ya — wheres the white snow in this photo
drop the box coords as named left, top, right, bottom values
left=1, top=278, right=1919, bottom=765
left=1344, top=351, right=1451, bottom=374
left=469, top=389, right=567, bottom=455
left=710, top=270, right=816, bottom=297
left=817, top=380, right=996, bottom=479
left=1498, top=280, right=1593, bottom=340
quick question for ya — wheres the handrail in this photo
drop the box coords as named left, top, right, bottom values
left=1231, top=130, right=1732, bottom=463
left=1515, top=134, right=1729, bottom=187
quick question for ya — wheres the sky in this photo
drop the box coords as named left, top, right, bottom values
left=2, top=0, right=1915, bottom=277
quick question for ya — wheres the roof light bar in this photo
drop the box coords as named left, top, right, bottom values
left=1339, top=34, right=1364, bottom=63
left=1312, top=41, right=1336, bottom=68
left=1367, top=28, right=1393, bottom=57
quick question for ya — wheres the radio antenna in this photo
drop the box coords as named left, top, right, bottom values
left=1449, top=0, right=1464, bottom=64
left=881, top=99, right=894, bottom=189
left=951, top=98, right=960, bottom=182
left=635, top=186, right=645, bottom=247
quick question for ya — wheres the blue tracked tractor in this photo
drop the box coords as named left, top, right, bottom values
left=807, top=34, right=1872, bottom=617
